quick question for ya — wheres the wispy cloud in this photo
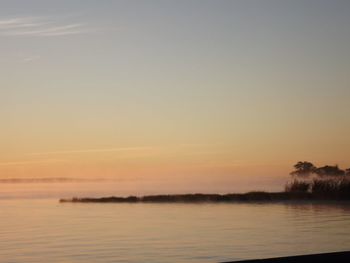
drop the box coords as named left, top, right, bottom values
left=0, top=16, right=88, bottom=37
left=0, top=159, right=66, bottom=166
left=0, top=177, right=89, bottom=183
left=22, top=55, right=41, bottom=63
left=30, top=147, right=153, bottom=156
left=0, top=177, right=137, bottom=184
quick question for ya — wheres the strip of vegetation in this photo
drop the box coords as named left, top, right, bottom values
left=285, top=161, right=350, bottom=199
left=60, top=162, right=350, bottom=203
left=60, top=192, right=314, bottom=203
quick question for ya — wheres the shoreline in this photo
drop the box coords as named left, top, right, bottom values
left=59, top=191, right=350, bottom=203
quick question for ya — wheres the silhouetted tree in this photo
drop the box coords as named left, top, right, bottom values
left=286, top=163, right=350, bottom=198
left=285, top=180, right=310, bottom=193
left=314, top=165, right=345, bottom=177
left=290, top=161, right=316, bottom=177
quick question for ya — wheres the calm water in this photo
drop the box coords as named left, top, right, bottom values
left=0, top=200, right=350, bottom=263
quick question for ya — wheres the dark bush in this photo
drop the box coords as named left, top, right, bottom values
left=312, top=179, right=339, bottom=196
left=285, top=180, right=311, bottom=193
left=314, top=165, right=345, bottom=177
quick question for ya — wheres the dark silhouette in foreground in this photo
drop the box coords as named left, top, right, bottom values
left=222, top=251, right=350, bottom=263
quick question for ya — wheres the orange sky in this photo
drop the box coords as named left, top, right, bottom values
left=1, top=1, right=350, bottom=194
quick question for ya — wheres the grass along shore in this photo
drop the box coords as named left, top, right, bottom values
left=59, top=190, right=350, bottom=203
left=60, top=175, right=350, bottom=203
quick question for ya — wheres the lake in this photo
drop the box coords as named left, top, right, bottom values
left=0, top=199, right=349, bottom=263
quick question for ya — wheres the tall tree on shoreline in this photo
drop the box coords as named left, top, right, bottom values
left=314, top=165, right=345, bottom=177
left=290, top=161, right=316, bottom=177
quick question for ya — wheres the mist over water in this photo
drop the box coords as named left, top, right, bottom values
left=0, top=177, right=286, bottom=199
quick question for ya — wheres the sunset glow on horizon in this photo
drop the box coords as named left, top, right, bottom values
left=1, top=0, right=350, bottom=196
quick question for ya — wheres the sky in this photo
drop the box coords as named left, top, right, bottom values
left=1, top=0, right=350, bottom=195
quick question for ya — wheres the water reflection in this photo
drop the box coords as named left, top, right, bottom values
left=0, top=199, right=349, bottom=263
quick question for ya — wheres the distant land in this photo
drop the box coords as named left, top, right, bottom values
left=60, top=162, right=350, bottom=203
left=59, top=191, right=350, bottom=203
